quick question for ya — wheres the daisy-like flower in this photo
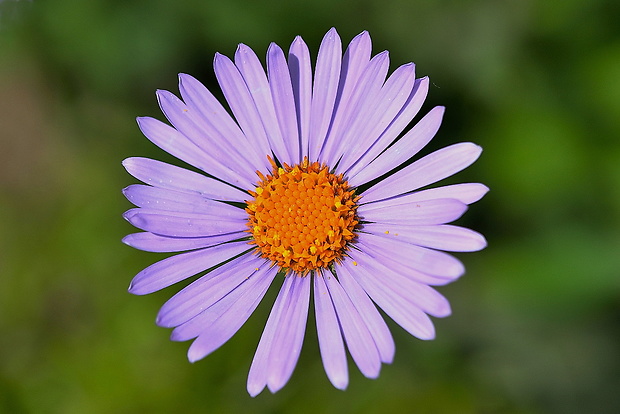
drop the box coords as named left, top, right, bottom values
left=123, top=28, right=487, bottom=396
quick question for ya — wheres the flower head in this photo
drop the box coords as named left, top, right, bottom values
left=123, top=28, right=487, bottom=396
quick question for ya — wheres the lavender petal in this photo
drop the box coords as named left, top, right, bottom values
left=122, top=157, right=248, bottom=202
left=346, top=76, right=430, bottom=180
left=267, top=43, right=300, bottom=164
left=123, top=184, right=247, bottom=216
left=235, top=43, right=291, bottom=165
left=308, top=27, right=342, bottom=160
left=358, top=232, right=465, bottom=279
left=157, top=253, right=261, bottom=327
left=123, top=208, right=246, bottom=238
left=184, top=263, right=278, bottom=361
left=127, top=242, right=251, bottom=295
left=325, top=273, right=381, bottom=378
left=314, top=273, right=348, bottom=390
left=359, top=198, right=468, bottom=226
left=335, top=264, right=395, bottom=363
left=342, top=258, right=436, bottom=340
left=122, top=231, right=247, bottom=253
left=363, top=223, right=488, bottom=252
left=348, top=106, right=444, bottom=184
left=361, top=142, right=483, bottom=203
left=213, top=53, right=272, bottom=162
left=288, top=35, right=312, bottom=159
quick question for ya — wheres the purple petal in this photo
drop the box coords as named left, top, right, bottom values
left=122, top=157, right=248, bottom=202
left=318, top=30, right=372, bottom=164
left=123, top=184, right=247, bottom=216
left=157, top=253, right=261, bottom=327
left=123, top=208, right=246, bottom=238
left=136, top=116, right=249, bottom=189
left=177, top=73, right=269, bottom=173
left=308, top=27, right=342, bottom=160
left=267, top=43, right=300, bottom=164
left=156, top=89, right=256, bottom=187
left=358, top=232, right=465, bottom=279
left=336, top=62, right=417, bottom=173
left=363, top=223, right=487, bottom=252
left=324, top=273, right=381, bottom=378
left=353, top=235, right=461, bottom=286
left=359, top=198, right=468, bottom=226
left=335, top=264, right=394, bottom=363
left=348, top=106, right=444, bottom=184
left=185, top=263, right=278, bottom=361
left=360, top=142, right=483, bottom=203
left=128, top=241, right=252, bottom=295
left=345, top=77, right=430, bottom=181
left=213, top=53, right=272, bottom=162
left=122, top=231, right=247, bottom=253
left=342, top=257, right=436, bottom=340
left=235, top=43, right=291, bottom=164
left=314, top=273, right=348, bottom=390
left=247, top=275, right=311, bottom=396
left=348, top=248, right=451, bottom=318
left=362, top=183, right=489, bottom=209
left=322, top=51, right=390, bottom=166
left=288, top=36, right=312, bottom=159
left=171, top=256, right=274, bottom=342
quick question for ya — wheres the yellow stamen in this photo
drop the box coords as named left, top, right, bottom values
left=246, top=157, right=359, bottom=274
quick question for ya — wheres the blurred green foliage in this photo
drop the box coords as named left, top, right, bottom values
left=1, top=0, right=619, bottom=413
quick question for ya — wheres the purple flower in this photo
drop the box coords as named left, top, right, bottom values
left=123, top=28, right=487, bottom=396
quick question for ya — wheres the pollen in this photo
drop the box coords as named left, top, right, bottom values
left=246, top=157, right=360, bottom=274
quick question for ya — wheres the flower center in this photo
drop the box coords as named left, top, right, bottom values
left=246, top=157, right=359, bottom=274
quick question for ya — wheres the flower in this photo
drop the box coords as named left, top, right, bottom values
left=122, top=28, right=487, bottom=396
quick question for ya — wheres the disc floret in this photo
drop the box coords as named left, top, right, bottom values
left=247, top=157, right=359, bottom=274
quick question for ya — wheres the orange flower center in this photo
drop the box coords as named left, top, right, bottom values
left=246, top=158, right=359, bottom=274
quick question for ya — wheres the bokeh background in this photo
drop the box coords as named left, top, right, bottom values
left=1, top=0, right=619, bottom=413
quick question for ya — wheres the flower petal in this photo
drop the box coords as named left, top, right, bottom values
left=267, top=43, right=300, bottom=164
left=157, top=253, right=261, bottom=327
left=122, top=157, right=248, bottom=202
left=171, top=256, right=274, bottom=342
left=184, top=263, right=278, bottom=361
left=318, top=30, right=372, bottom=165
left=128, top=242, right=251, bottom=295
left=324, top=273, right=381, bottom=378
left=336, top=62, right=417, bottom=174
left=342, top=257, right=436, bottom=340
left=314, top=273, right=348, bottom=390
left=360, top=142, right=483, bottom=203
left=349, top=248, right=451, bottom=318
left=123, top=184, right=246, bottom=216
left=359, top=198, right=468, bottom=226
left=324, top=50, right=391, bottom=166
left=122, top=231, right=247, bottom=253
left=136, top=116, right=250, bottom=189
left=348, top=105, right=444, bottom=184
left=361, top=183, right=489, bottom=209
left=235, top=43, right=291, bottom=165
left=123, top=208, right=246, bottom=238
left=288, top=36, right=312, bottom=159
left=177, top=73, right=269, bottom=172
left=346, top=76, right=430, bottom=182
left=358, top=232, right=465, bottom=279
left=247, top=275, right=311, bottom=396
left=363, top=223, right=488, bottom=252
left=335, top=264, right=394, bottom=363
left=214, top=53, right=272, bottom=164
left=156, top=89, right=257, bottom=187
left=308, top=27, right=342, bottom=160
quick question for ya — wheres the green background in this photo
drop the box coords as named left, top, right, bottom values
left=1, top=0, right=619, bottom=413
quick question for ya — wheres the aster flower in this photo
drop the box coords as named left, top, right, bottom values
left=122, top=28, right=487, bottom=396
